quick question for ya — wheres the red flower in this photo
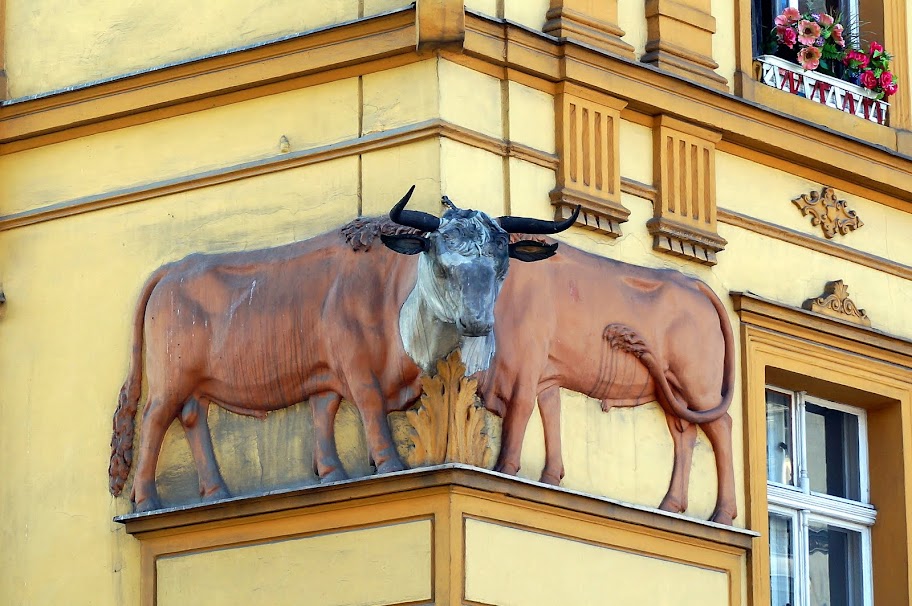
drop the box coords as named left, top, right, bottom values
left=860, top=70, right=878, bottom=90
left=870, top=41, right=884, bottom=54
left=884, top=82, right=898, bottom=97
left=778, top=26, right=798, bottom=49
left=881, top=71, right=894, bottom=87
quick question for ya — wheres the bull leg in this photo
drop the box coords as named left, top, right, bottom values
left=311, top=392, right=348, bottom=482
left=495, top=384, right=536, bottom=476
left=132, top=397, right=182, bottom=513
left=351, top=391, right=406, bottom=475
left=701, top=413, right=738, bottom=524
left=537, top=386, right=565, bottom=485
left=658, top=413, right=698, bottom=514
left=179, top=397, right=230, bottom=501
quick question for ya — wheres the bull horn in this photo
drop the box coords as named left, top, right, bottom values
left=389, top=185, right=440, bottom=232
left=498, top=205, right=581, bottom=234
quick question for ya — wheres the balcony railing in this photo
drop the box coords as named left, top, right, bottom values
left=756, top=55, right=889, bottom=126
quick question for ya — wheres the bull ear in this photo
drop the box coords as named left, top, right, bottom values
left=381, top=233, right=430, bottom=255
left=508, top=240, right=558, bottom=262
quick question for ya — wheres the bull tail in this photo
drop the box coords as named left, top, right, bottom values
left=642, top=282, right=735, bottom=425
left=108, top=267, right=167, bottom=496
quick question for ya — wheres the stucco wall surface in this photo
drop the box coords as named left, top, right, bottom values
left=3, top=0, right=412, bottom=99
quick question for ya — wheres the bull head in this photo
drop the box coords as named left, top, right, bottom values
left=381, top=186, right=578, bottom=374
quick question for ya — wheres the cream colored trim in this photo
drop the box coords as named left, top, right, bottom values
left=0, top=119, right=556, bottom=231
left=718, top=208, right=912, bottom=282
left=620, top=177, right=657, bottom=201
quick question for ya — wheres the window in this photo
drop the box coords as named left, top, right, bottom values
left=752, top=0, right=885, bottom=56
left=766, top=386, right=876, bottom=606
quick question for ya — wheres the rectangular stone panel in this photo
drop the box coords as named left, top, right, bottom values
left=156, top=520, right=432, bottom=606
left=464, top=519, right=729, bottom=606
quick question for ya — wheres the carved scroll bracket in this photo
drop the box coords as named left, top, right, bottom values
left=792, top=186, right=863, bottom=238
left=802, top=280, right=871, bottom=327
left=390, top=350, right=500, bottom=469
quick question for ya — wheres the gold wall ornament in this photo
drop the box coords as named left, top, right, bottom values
left=792, top=186, right=864, bottom=238
left=393, top=350, right=499, bottom=469
left=802, top=280, right=871, bottom=327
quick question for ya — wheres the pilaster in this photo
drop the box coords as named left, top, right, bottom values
left=642, top=0, right=728, bottom=90
left=416, top=0, right=465, bottom=51
left=543, top=0, right=635, bottom=59
left=649, top=115, right=726, bottom=264
left=551, top=83, right=630, bottom=237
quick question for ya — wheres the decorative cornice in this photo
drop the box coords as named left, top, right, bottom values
left=550, top=187, right=630, bottom=237
left=732, top=291, right=912, bottom=361
left=792, top=186, right=864, bottom=238
left=646, top=217, right=728, bottom=265
left=3, top=8, right=912, bottom=210
left=802, top=280, right=871, bottom=327
left=0, top=119, right=556, bottom=231
left=717, top=208, right=912, bottom=282
left=114, top=463, right=757, bottom=548
left=0, top=8, right=418, bottom=152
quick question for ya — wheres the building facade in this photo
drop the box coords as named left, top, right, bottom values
left=2, top=1, right=912, bottom=604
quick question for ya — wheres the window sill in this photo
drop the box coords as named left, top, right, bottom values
left=755, top=55, right=889, bottom=126
left=736, top=66, right=897, bottom=151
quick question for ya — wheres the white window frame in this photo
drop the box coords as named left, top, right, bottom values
left=766, top=386, right=876, bottom=606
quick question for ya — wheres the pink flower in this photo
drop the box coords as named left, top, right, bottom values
left=880, top=71, right=894, bottom=87
left=798, top=20, right=822, bottom=46
left=884, top=82, right=898, bottom=97
left=870, top=41, right=884, bottom=54
left=775, top=14, right=789, bottom=26
left=832, top=24, right=845, bottom=46
left=776, top=6, right=801, bottom=25
left=860, top=70, right=878, bottom=89
left=778, top=26, right=798, bottom=48
left=818, top=13, right=834, bottom=26
left=798, top=46, right=822, bottom=70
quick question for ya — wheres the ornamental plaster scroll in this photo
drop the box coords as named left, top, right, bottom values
left=390, top=350, right=499, bottom=470
left=802, top=280, right=871, bottom=327
left=792, top=186, right=863, bottom=238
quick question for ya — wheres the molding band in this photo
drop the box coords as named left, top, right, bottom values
left=718, top=208, right=912, bottom=281
left=0, top=119, right=556, bottom=231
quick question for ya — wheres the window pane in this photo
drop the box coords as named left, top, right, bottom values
left=805, top=403, right=861, bottom=500
left=807, top=520, right=863, bottom=606
left=766, top=390, right=794, bottom=485
left=770, top=513, right=796, bottom=606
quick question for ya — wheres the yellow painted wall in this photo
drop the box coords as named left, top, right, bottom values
left=464, top=519, right=730, bottom=605
left=157, top=521, right=432, bottom=606
left=1, top=3, right=910, bottom=597
left=3, top=0, right=412, bottom=99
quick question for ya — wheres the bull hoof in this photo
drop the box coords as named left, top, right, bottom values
left=319, top=468, right=349, bottom=483
left=539, top=471, right=563, bottom=486
left=133, top=496, right=162, bottom=514
left=376, top=458, right=406, bottom=475
left=201, top=485, right=231, bottom=502
left=495, top=462, right=520, bottom=476
left=710, top=508, right=736, bottom=526
left=658, top=495, right=686, bottom=513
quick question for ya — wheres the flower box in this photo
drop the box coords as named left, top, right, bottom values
left=756, top=55, right=889, bottom=126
